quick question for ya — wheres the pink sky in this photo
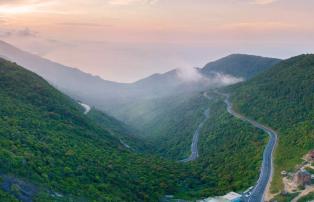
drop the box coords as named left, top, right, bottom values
left=0, top=0, right=314, bottom=82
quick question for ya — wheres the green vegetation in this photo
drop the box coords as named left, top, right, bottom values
left=202, top=54, right=280, bottom=79
left=141, top=93, right=210, bottom=159
left=229, top=54, right=314, bottom=193
left=272, top=192, right=299, bottom=202
left=0, top=58, right=190, bottom=201
left=0, top=58, right=270, bottom=201
left=306, top=167, right=314, bottom=175
left=86, top=108, right=149, bottom=152
left=179, top=92, right=267, bottom=198
left=0, top=189, right=19, bottom=202
left=298, top=192, right=314, bottom=202
left=1, top=53, right=300, bottom=201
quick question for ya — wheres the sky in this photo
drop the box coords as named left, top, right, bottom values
left=0, top=0, right=314, bottom=82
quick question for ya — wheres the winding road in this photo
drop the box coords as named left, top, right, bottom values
left=78, top=102, right=91, bottom=114
left=78, top=102, right=132, bottom=150
left=180, top=92, right=211, bottom=163
left=217, top=91, right=278, bottom=202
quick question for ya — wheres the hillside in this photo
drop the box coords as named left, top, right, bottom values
left=0, top=58, right=190, bottom=201
left=0, top=56, right=281, bottom=201
left=125, top=54, right=280, bottom=160
left=184, top=91, right=267, bottom=198
left=139, top=92, right=210, bottom=159
left=229, top=54, right=314, bottom=199
left=0, top=41, right=280, bottom=115
left=202, top=54, right=281, bottom=79
left=86, top=108, right=150, bottom=152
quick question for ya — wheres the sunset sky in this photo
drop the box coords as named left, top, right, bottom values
left=1, top=0, right=314, bottom=82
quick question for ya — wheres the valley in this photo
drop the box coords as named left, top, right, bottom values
left=218, top=91, right=277, bottom=202
left=230, top=54, right=314, bottom=201
left=0, top=41, right=313, bottom=201
left=180, top=92, right=211, bottom=163
left=1, top=1, right=313, bottom=201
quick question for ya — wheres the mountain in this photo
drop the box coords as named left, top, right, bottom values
left=0, top=40, right=130, bottom=106
left=116, top=55, right=281, bottom=159
left=229, top=54, right=314, bottom=201
left=0, top=40, right=281, bottom=160
left=0, top=40, right=280, bottom=111
left=0, top=56, right=273, bottom=201
left=0, top=42, right=295, bottom=201
left=0, top=57, right=191, bottom=201
left=202, top=54, right=281, bottom=79
left=86, top=108, right=149, bottom=152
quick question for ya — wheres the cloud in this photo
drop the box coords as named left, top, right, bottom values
left=0, top=27, right=38, bottom=38
left=177, top=67, right=204, bottom=83
left=57, top=22, right=112, bottom=27
left=0, top=17, right=6, bottom=24
left=0, top=30, right=12, bottom=37
left=16, top=27, right=37, bottom=37
left=176, top=67, right=243, bottom=88
left=0, top=0, right=39, bottom=5
left=232, top=0, right=277, bottom=5
left=208, top=72, right=243, bottom=86
left=251, top=0, right=277, bottom=5
left=0, top=0, right=22, bottom=5
left=108, top=0, right=158, bottom=6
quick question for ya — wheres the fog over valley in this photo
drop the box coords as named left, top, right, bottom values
left=0, top=1, right=313, bottom=201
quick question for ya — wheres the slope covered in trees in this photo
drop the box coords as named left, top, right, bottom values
left=229, top=54, right=314, bottom=196
left=0, top=58, right=191, bottom=201
left=135, top=54, right=279, bottom=160
left=0, top=57, right=274, bottom=201
left=202, top=54, right=281, bottom=79
left=86, top=108, right=150, bottom=152
left=179, top=92, right=267, bottom=199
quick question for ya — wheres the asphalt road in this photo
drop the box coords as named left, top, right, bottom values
left=218, top=92, right=278, bottom=202
left=180, top=92, right=210, bottom=163
left=78, top=102, right=91, bottom=114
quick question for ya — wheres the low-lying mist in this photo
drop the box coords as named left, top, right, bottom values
left=176, top=66, right=243, bottom=88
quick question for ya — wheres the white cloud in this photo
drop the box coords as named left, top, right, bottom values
left=233, top=0, right=277, bottom=5
left=0, top=27, right=38, bottom=38
left=108, top=0, right=157, bottom=6
left=176, top=68, right=243, bottom=87
left=0, top=0, right=43, bottom=6
left=177, top=67, right=204, bottom=83
left=252, top=0, right=277, bottom=5
left=208, top=72, right=243, bottom=86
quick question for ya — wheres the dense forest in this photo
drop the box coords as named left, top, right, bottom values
left=0, top=58, right=192, bottom=201
left=180, top=92, right=267, bottom=198
left=201, top=54, right=280, bottom=79
left=139, top=93, right=210, bottom=159
left=229, top=54, right=314, bottom=199
left=86, top=108, right=149, bottom=152
left=2, top=53, right=313, bottom=201
left=118, top=55, right=280, bottom=160
left=0, top=58, right=272, bottom=201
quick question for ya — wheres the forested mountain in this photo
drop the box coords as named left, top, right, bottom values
left=86, top=108, right=150, bottom=152
left=202, top=54, right=281, bottom=79
left=0, top=55, right=278, bottom=201
left=0, top=58, right=191, bottom=201
left=0, top=41, right=288, bottom=199
left=186, top=91, right=267, bottom=198
left=0, top=41, right=280, bottom=116
left=0, top=41, right=281, bottom=162
left=229, top=54, right=314, bottom=200
left=3, top=42, right=310, bottom=201
left=0, top=55, right=279, bottom=201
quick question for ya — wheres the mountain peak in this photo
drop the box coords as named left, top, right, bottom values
left=201, top=54, right=281, bottom=79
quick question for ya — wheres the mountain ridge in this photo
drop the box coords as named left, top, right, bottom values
left=0, top=57, right=189, bottom=201
left=229, top=54, right=314, bottom=201
left=202, top=53, right=281, bottom=79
